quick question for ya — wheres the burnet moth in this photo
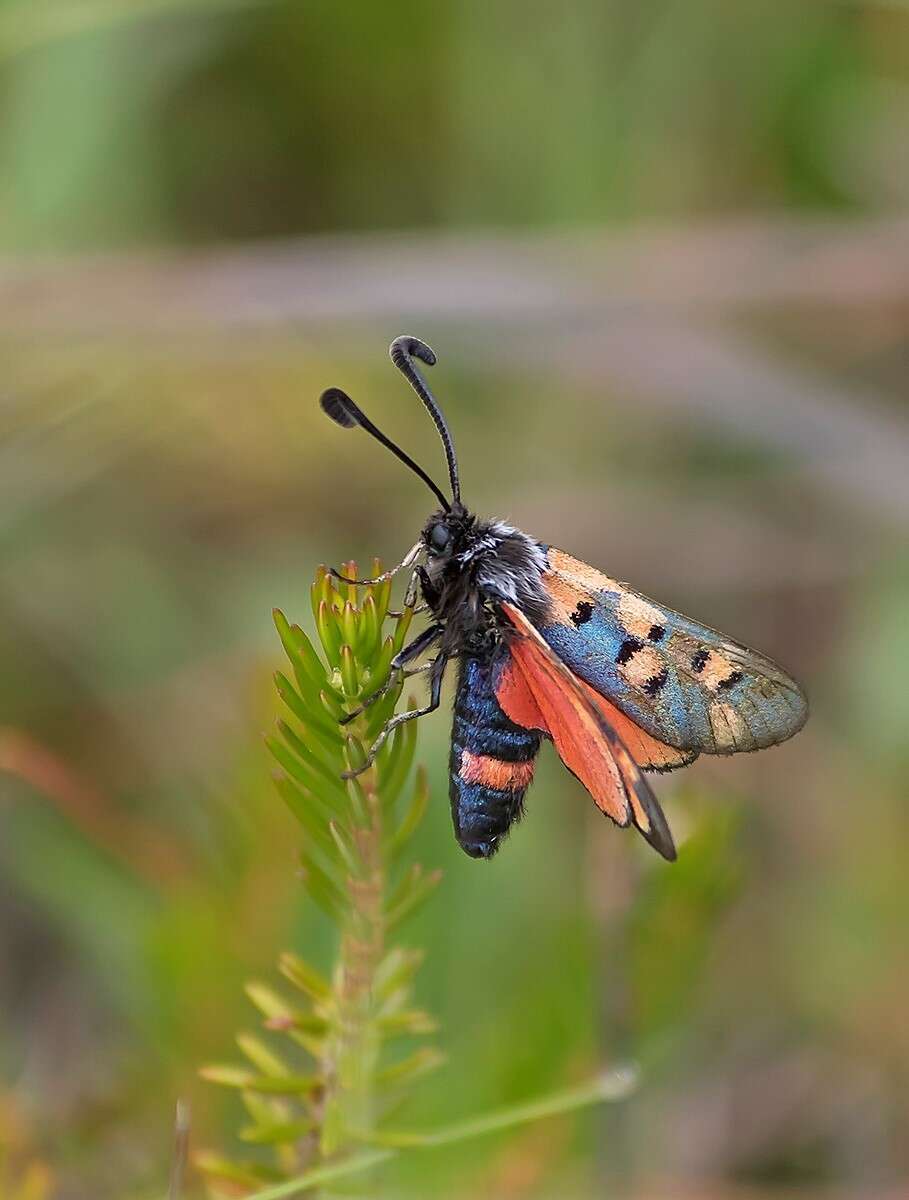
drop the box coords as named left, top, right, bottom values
left=320, top=337, right=807, bottom=862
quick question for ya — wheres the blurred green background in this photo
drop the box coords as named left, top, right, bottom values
left=1, top=1, right=908, bottom=1197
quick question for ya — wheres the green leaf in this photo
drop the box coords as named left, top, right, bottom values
left=375, top=1009, right=438, bottom=1037
left=237, top=1032, right=292, bottom=1077
left=365, top=684, right=404, bottom=742
left=343, top=733, right=367, bottom=775
left=299, top=851, right=348, bottom=922
left=376, top=717, right=417, bottom=811
left=359, top=594, right=381, bottom=662
left=246, top=981, right=293, bottom=1019
left=201, top=1065, right=319, bottom=1097
left=273, top=610, right=327, bottom=688
left=292, top=624, right=333, bottom=690
left=246, top=1073, right=323, bottom=1096
left=240, top=1116, right=317, bottom=1145
left=273, top=774, right=344, bottom=869
left=345, top=773, right=370, bottom=827
left=267, top=733, right=346, bottom=808
left=328, top=820, right=364, bottom=879
left=279, top=953, right=331, bottom=1003
left=370, top=635, right=396, bottom=689
left=289, top=714, right=345, bottom=768
left=259, top=967, right=330, bottom=1056
left=386, top=768, right=429, bottom=859
left=373, top=573, right=392, bottom=623
left=341, top=602, right=359, bottom=653
left=241, top=1090, right=292, bottom=1132
left=319, top=686, right=346, bottom=722
left=276, top=720, right=347, bottom=797
left=273, top=668, right=343, bottom=744
left=310, top=569, right=333, bottom=630
left=385, top=865, right=442, bottom=931
left=316, top=600, right=343, bottom=669
left=195, top=1152, right=283, bottom=1189
left=265, top=1012, right=330, bottom=1037
left=339, top=643, right=359, bottom=697
left=375, top=1047, right=446, bottom=1089
left=199, top=1064, right=258, bottom=1088
left=373, top=947, right=425, bottom=1003
left=391, top=606, right=414, bottom=654
left=246, top=981, right=327, bottom=1039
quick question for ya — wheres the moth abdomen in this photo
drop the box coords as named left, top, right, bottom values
left=449, top=653, right=541, bottom=859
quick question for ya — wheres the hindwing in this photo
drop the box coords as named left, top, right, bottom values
left=496, top=604, right=676, bottom=860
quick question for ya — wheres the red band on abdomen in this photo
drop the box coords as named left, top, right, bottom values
left=459, top=751, right=536, bottom=791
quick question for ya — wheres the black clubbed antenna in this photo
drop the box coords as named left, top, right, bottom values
left=319, top=386, right=451, bottom=512
left=389, top=336, right=461, bottom=505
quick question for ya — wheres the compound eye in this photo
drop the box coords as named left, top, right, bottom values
left=429, top=523, right=452, bottom=554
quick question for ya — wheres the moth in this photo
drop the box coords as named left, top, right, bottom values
left=320, top=336, right=808, bottom=862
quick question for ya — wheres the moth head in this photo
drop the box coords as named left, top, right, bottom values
left=421, top=503, right=474, bottom=563
left=427, top=521, right=453, bottom=557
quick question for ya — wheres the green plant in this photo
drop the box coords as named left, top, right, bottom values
left=198, top=562, right=439, bottom=1193
left=197, top=562, right=637, bottom=1197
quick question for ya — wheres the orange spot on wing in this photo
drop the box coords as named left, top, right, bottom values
left=459, top=751, right=536, bottom=791
left=699, top=651, right=736, bottom=691
left=547, top=548, right=620, bottom=593
left=617, top=645, right=663, bottom=688
left=539, top=573, right=587, bottom=626
left=542, top=548, right=620, bottom=627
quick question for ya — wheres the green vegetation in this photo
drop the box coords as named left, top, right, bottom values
left=1, top=2, right=907, bottom=1197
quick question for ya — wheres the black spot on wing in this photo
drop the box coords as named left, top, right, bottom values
left=717, top=670, right=744, bottom=691
left=643, top=669, right=669, bottom=697
left=570, top=601, right=594, bottom=627
left=616, top=636, right=644, bottom=665
left=691, top=649, right=710, bottom=673
left=648, top=624, right=666, bottom=642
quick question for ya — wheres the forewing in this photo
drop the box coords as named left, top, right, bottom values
left=497, top=603, right=676, bottom=861
left=538, top=548, right=808, bottom=757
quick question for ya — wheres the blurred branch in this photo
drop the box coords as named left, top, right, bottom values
left=2, top=217, right=906, bottom=525
left=0, top=0, right=271, bottom=62
left=2, top=217, right=905, bottom=334
left=168, top=1099, right=191, bottom=1200
left=523, top=317, right=909, bottom=528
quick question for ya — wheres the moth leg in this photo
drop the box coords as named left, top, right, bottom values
left=386, top=566, right=425, bottom=618
left=343, top=651, right=449, bottom=778
left=329, top=541, right=423, bottom=586
left=390, top=623, right=444, bottom=670
left=340, top=662, right=433, bottom=723
left=387, top=603, right=429, bottom=619
left=339, top=624, right=443, bottom=725
left=416, top=565, right=440, bottom=610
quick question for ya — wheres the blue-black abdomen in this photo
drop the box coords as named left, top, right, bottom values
left=449, top=651, right=541, bottom=858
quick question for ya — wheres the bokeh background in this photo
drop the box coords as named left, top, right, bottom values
left=1, top=2, right=908, bottom=1197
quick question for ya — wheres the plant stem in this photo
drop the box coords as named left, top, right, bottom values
left=244, top=1068, right=639, bottom=1200
left=320, top=716, right=385, bottom=1160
